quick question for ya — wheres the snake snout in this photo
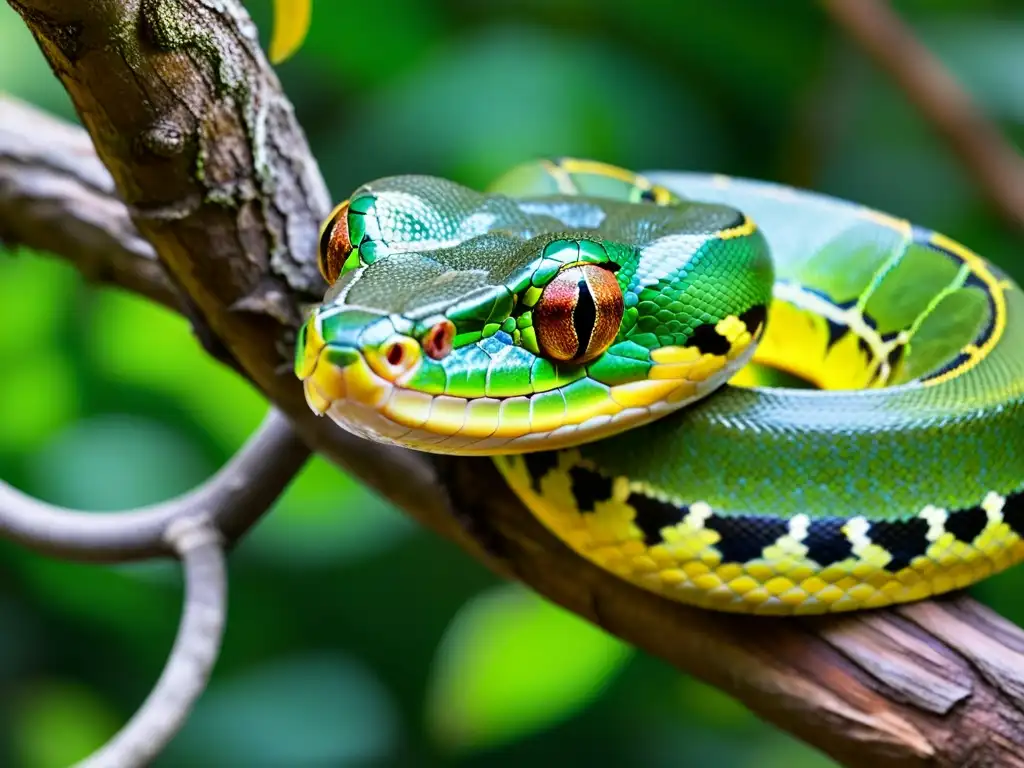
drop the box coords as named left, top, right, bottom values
left=294, top=320, right=362, bottom=413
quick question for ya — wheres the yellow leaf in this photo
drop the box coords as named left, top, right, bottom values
left=269, top=0, right=312, bottom=64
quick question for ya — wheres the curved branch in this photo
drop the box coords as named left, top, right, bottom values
left=4, top=2, right=1024, bottom=767
left=821, top=0, right=1024, bottom=231
left=77, top=516, right=228, bottom=768
left=0, top=409, right=309, bottom=561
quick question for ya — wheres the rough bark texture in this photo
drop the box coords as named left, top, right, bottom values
left=5, top=0, right=456, bottom=534
left=4, top=3, right=1024, bottom=766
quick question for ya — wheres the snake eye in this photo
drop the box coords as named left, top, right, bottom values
left=534, top=264, right=623, bottom=364
left=318, top=199, right=352, bottom=285
left=422, top=319, right=455, bottom=360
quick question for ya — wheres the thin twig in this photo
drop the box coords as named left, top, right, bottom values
left=821, top=0, right=1024, bottom=230
left=0, top=409, right=309, bottom=561
left=76, top=516, right=228, bottom=768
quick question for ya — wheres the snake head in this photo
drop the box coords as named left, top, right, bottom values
left=296, top=177, right=772, bottom=455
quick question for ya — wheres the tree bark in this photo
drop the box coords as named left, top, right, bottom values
left=4, top=3, right=1024, bottom=766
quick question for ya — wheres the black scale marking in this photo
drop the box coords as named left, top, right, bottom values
left=523, top=452, right=559, bottom=492
left=626, top=493, right=688, bottom=546
left=856, top=336, right=873, bottom=358
left=944, top=506, right=989, bottom=544
left=924, top=351, right=972, bottom=382
left=803, top=518, right=854, bottom=567
left=825, top=318, right=847, bottom=350
left=1004, top=490, right=1024, bottom=537
left=536, top=463, right=1021, bottom=577
left=866, top=518, right=930, bottom=571
left=569, top=466, right=613, bottom=513
left=687, top=304, right=768, bottom=358
left=721, top=210, right=747, bottom=231
left=688, top=324, right=731, bottom=356
left=739, top=305, right=767, bottom=335
left=703, top=514, right=789, bottom=564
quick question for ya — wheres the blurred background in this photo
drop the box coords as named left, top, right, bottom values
left=1, top=1, right=1023, bottom=765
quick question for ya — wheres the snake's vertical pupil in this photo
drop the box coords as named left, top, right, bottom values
left=535, top=264, right=623, bottom=364
left=572, top=279, right=597, bottom=355
left=318, top=199, right=352, bottom=285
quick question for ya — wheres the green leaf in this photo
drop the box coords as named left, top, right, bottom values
left=163, top=654, right=400, bottom=766
left=425, top=584, right=633, bottom=754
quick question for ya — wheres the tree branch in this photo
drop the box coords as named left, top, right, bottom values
left=821, top=0, right=1024, bottom=232
left=78, top=516, right=227, bottom=768
left=4, top=2, right=1024, bottom=766
left=0, top=405, right=303, bottom=764
left=0, top=409, right=308, bottom=561
left=0, top=94, right=177, bottom=311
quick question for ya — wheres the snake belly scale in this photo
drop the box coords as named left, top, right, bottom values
left=296, top=158, right=1024, bottom=616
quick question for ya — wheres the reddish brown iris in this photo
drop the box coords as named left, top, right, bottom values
left=423, top=319, right=456, bottom=360
left=318, top=200, right=352, bottom=285
left=534, top=264, right=623, bottom=364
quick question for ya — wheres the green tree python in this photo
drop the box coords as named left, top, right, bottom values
left=294, top=158, right=1024, bottom=616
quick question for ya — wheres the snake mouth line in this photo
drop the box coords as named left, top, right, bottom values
left=298, top=322, right=760, bottom=455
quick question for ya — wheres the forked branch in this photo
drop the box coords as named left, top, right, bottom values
left=2, top=1, right=1024, bottom=767
left=0, top=408, right=307, bottom=766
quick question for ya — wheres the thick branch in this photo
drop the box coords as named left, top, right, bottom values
left=821, top=0, right=1024, bottom=231
left=0, top=95, right=177, bottom=310
left=5, top=3, right=1024, bottom=767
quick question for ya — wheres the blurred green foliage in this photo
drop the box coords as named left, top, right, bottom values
left=1, top=1, right=1023, bottom=765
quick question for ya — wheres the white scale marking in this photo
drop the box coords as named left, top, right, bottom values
left=685, top=501, right=713, bottom=529
left=844, top=516, right=873, bottom=556
left=983, top=491, right=1006, bottom=524
left=788, top=513, right=810, bottom=543
left=918, top=504, right=948, bottom=542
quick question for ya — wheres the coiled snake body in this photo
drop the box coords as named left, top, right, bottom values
left=296, top=158, right=1024, bottom=615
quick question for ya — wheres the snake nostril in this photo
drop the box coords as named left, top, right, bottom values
left=386, top=343, right=404, bottom=366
